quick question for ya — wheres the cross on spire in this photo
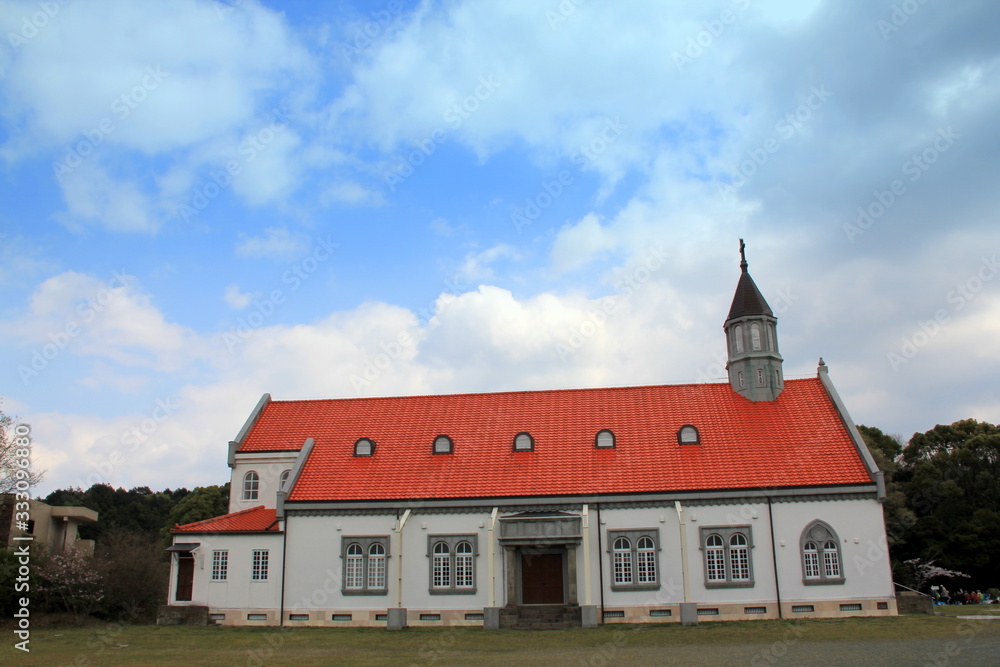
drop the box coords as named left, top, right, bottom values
left=739, top=238, right=748, bottom=273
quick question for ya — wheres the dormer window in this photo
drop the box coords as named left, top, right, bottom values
left=595, top=429, right=615, bottom=449
left=433, top=435, right=453, bottom=454
left=513, top=432, right=534, bottom=452
left=678, top=425, right=700, bottom=445
left=354, top=438, right=375, bottom=457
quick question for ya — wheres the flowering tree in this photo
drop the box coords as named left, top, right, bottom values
left=904, top=557, right=970, bottom=592
left=38, top=548, right=105, bottom=624
left=0, top=401, right=45, bottom=494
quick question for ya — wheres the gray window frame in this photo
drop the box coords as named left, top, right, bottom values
left=607, top=529, right=661, bottom=591
left=427, top=534, right=478, bottom=595
left=340, top=536, right=390, bottom=595
left=699, top=526, right=755, bottom=588
left=800, top=521, right=845, bottom=585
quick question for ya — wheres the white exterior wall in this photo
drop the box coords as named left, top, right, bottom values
left=771, top=497, right=894, bottom=604
left=169, top=532, right=283, bottom=624
left=229, top=453, right=298, bottom=513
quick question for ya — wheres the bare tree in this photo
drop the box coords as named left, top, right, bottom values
left=0, top=399, right=45, bottom=494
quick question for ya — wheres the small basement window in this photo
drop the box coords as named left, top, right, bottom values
left=354, top=438, right=375, bottom=456
left=678, top=425, right=700, bottom=445
left=433, top=435, right=453, bottom=454
left=513, top=432, right=534, bottom=451
left=595, top=429, right=615, bottom=449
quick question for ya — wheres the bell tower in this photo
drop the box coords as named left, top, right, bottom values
left=725, top=239, right=784, bottom=401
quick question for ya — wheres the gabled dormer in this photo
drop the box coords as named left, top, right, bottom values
left=724, top=240, right=784, bottom=401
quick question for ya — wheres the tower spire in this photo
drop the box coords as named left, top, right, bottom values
left=724, top=239, right=783, bottom=401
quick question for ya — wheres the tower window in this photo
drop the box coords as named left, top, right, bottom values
left=767, top=324, right=775, bottom=351
left=750, top=323, right=761, bottom=351
left=738, top=371, right=745, bottom=388
left=734, top=325, right=744, bottom=354
left=757, top=368, right=764, bottom=385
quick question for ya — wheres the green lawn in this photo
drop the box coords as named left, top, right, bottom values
left=4, top=614, right=1000, bottom=666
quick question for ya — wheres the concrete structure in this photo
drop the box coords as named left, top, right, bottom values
left=1, top=495, right=98, bottom=556
left=164, top=243, right=896, bottom=628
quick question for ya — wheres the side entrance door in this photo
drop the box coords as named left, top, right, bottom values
left=175, top=554, right=194, bottom=602
left=520, top=551, right=564, bottom=604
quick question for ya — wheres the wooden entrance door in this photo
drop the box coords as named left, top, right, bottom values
left=521, top=552, right=564, bottom=604
left=175, top=555, right=194, bottom=602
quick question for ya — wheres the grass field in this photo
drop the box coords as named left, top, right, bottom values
left=4, top=611, right=1000, bottom=666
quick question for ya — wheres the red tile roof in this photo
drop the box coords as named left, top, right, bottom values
left=172, top=506, right=279, bottom=533
left=238, top=378, right=874, bottom=502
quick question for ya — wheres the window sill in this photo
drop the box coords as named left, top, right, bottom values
left=342, top=589, right=389, bottom=596
left=704, top=581, right=755, bottom=589
left=429, top=588, right=478, bottom=595
left=610, top=583, right=660, bottom=592
left=803, top=578, right=845, bottom=586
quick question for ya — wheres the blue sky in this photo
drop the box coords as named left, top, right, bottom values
left=1, top=0, right=998, bottom=495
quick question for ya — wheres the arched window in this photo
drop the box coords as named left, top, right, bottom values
left=433, top=435, right=453, bottom=454
left=279, top=469, right=290, bottom=490
left=733, top=325, right=744, bottom=354
left=432, top=542, right=451, bottom=588
left=800, top=521, right=844, bottom=584
left=367, top=542, right=386, bottom=589
left=455, top=541, right=474, bottom=588
left=354, top=438, right=374, bottom=456
left=595, top=429, right=615, bottom=449
left=750, top=323, right=761, bottom=351
left=738, top=371, right=745, bottom=388
left=767, top=323, right=775, bottom=351
left=637, top=536, right=657, bottom=584
left=678, top=425, right=700, bottom=445
left=757, top=368, right=764, bottom=385
left=513, top=432, right=534, bottom=451
left=701, top=527, right=754, bottom=586
left=729, top=533, right=750, bottom=581
left=242, top=471, right=259, bottom=500
left=705, top=534, right=725, bottom=581
left=803, top=542, right=820, bottom=578
left=345, top=543, right=364, bottom=589
left=613, top=537, right=632, bottom=585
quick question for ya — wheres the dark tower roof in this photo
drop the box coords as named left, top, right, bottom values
left=726, top=239, right=773, bottom=320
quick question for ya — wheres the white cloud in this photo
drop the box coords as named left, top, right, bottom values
left=224, top=284, right=254, bottom=309
left=235, top=227, right=309, bottom=260
left=457, top=244, right=520, bottom=282
left=320, top=179, right=384, bottom=206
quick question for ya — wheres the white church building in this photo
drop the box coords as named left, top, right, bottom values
left=165, top=245, right=896, bottom=628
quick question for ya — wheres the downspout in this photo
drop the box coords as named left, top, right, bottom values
left=487, top=507, right=498, bottom=607
left=596, top=504, right=605, bottom=623
left=582, top=504, right=592, bottom=605
left=279, top=517, right=288, bottom=626
left=674, top=501, right=691, bottom=604
left=767, top=498, right=783, bottom=619
left=395, top=509, right=411, bottom=608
